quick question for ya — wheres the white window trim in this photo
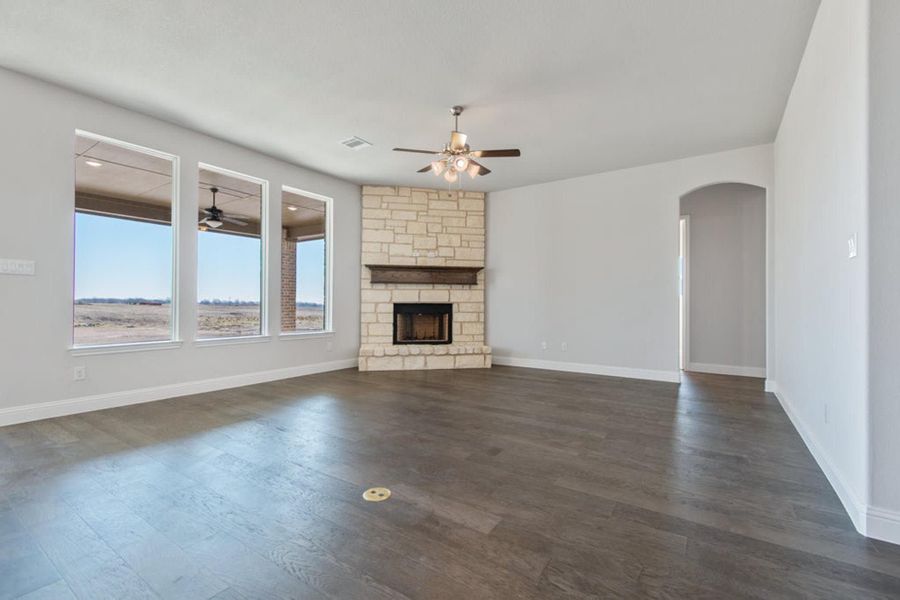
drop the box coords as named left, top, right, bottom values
left=279, top=331, right=335, bottom=340
left=70, top=340, right=183, bottom=356
left=281, top=185, right=334, bottom=335
left=197, top=162, right=269, bottom=341
left=194, top=335, right=272, bottom=348
left=71, top=130, right=181, bottom=350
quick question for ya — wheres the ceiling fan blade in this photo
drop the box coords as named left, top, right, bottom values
left=393, top=147, right=441, bottom=154
left=222, top=216, right=248, bottom=226
left=416, top=164, right=433, bottom=173
left=469, top=160, right=491, bottom=176
left=470, top=149, right=521, bottom=158
left=199, top=217, right=209, bottom=224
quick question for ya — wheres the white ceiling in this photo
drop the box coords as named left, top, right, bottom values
left=0, top=0, right=819, bottom=192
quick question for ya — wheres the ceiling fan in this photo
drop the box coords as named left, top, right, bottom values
left=199, top=187, right=248, bottom=230
left=393, top=106, right=521, bottom=182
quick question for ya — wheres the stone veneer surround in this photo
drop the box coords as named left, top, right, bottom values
left=358, top=185, right=491, bottom=371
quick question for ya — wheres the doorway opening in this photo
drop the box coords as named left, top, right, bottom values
left=678, top=183, right=767, bottom=379
left=679, top=216, right=689, bottom=371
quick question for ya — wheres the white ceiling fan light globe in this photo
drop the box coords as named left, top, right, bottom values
left=466, top=162, right=481, bottom=179
left=431, top=160, right=446, bottom=176
left=443, top=169, right=458, bottom=183
left=452, top=156, right=469, bottom=172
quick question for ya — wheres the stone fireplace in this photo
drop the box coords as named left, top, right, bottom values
left=358, top=185, right=491, bottom=370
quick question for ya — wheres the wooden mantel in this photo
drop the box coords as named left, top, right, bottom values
left=365, top=264, right=483, bottom=285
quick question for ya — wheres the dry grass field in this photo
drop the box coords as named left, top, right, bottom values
left=74, top=303, right=324, bottom=345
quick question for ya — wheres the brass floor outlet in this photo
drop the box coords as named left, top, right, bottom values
left=363, top=487, right=391, bottom=502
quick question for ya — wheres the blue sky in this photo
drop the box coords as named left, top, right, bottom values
left=75, top=213, right=325, bottom=304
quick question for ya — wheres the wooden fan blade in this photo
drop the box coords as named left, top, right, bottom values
left=393, top=147, right=441, bottom=154
left=470, top=149, right=521, bottom=158
left=416, top=164, right=433, bottom=173
left=222, top=216, right=248, bottom=226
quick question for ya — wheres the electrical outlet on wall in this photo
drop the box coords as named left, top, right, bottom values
left=540, top=341, right=548, bottom=351
left=561, top=342, right=568, bottom=352
left=73, top=366, right=86, bottom=381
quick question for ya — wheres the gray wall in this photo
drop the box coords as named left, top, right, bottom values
left=868, top=0, right=900, bottom=530
left=681, top=183, right=766, bottom=375
left=486, top=145, right=773, bottom=383
left=0, top=68, right=361, bottom=422
left=772, top=0, right=869, bottom=530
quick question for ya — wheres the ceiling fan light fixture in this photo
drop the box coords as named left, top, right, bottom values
left=431, top=160, right=446, bottom=176
left=466, top=162, right=481, bottom=179
left=452, top=156, right=469, bottom=172
left=443, top=169, right=458, bottom=183
left=449, top=131, right=468, bottom=151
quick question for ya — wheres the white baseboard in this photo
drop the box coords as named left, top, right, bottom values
left=772, top=384, right=868, bottom=536
left=492, top=356, right=681, bottom=383
left=0, top=358, right=358, bottom=427
left=866, top=506, right=900, bottom=544
left=764, top=379, right=777, bottom=393
left=686, top=362, right=766, bottom=378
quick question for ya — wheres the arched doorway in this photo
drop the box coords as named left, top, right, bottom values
left=679, top=183, right=767, bottom=378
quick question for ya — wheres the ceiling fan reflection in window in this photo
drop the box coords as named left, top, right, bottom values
left=393, top=106, right=521, bottom=183
left=199, top=186, right=248, bottom=230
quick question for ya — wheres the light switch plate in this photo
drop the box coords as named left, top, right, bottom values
left=848, top=234, right=858, bottom=259
left=0, top=259, right=36, bottom=275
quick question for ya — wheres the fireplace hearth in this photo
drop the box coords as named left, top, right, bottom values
left=393, top=303, right=452, bottom=345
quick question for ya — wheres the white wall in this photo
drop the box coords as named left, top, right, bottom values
left=487, top=145, right=773, bottom=382
left=0, top=68, right=360, bottom=424
left=771, top=0, right=870, bottom=531
left=681, top=183, right=766, bottom=375
left=868, top=0, right=900, bottom=540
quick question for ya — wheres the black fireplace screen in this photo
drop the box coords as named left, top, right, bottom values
left=393, top=303, right=452, bottom=344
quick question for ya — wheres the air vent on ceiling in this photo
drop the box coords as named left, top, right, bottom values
left=340, top=136, right=372, bottom=150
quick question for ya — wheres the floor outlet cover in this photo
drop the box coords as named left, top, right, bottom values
left=363, top=487, right=391, bottom=502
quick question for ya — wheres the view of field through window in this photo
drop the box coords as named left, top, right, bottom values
left=282, top=188, right=327, bottom=332
left=73, top=133, right=176, bottom=346
left=73, top=135, right=328, bottom=345
left=196, top=167, right=264, bottom=339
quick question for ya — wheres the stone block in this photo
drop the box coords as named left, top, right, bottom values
left=362, top=229, right=394, bottom=243
left=456, top=354, right=486, bottom=368
left=361, top=289, right=391, bottom=303
left=392, top=289, right=419, bottom=302
left=426, top=355, right=455, bottom=370
left=420, top=290, right=450, bottom=302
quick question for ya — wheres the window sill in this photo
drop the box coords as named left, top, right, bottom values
left=69, top=340, right=182, bottom=356
left=194, top=335, right=272, bottom=348
left=279, top=330, right=335, bottom=340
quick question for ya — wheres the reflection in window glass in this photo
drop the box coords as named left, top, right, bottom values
left=281, top=188, right=326, bottom=332
left=197, top=167, right=264, bottom=338
left=73, top=132, right=175, bottom=346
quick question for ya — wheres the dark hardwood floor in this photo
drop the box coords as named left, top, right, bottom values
left=2, top=366, right=900, bottom=599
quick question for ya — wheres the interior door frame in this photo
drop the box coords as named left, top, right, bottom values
left=679, top=215, right=691, bottom=372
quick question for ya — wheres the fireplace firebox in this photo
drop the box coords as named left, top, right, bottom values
left=393, top=303, right=452, bottom=345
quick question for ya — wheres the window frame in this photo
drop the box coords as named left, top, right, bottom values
left=279, top=185, right=334, bottom=337
left=195, top=162, right=270, bottom=342
left=70, top=129, right=181, bottom=352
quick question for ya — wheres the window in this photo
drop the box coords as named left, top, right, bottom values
left=197, top=165, right=266, bottom=339
left=73, top=131, right=178, bottom=347
left=281, top=187, right=329, bottom=333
